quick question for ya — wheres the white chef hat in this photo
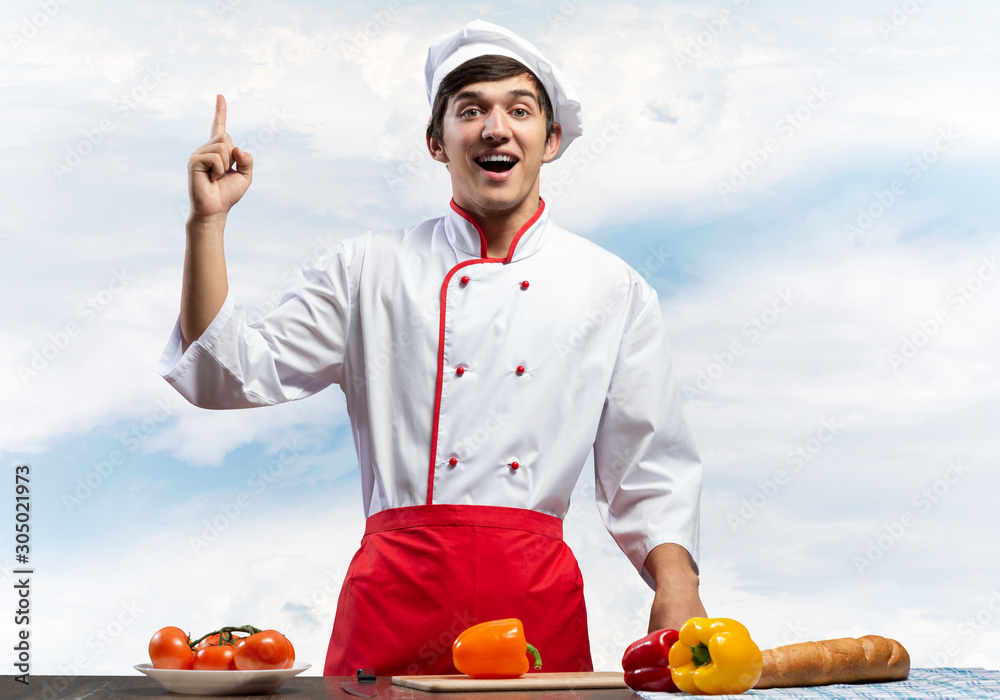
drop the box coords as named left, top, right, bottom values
left=425, top=20, right=583, bottom=160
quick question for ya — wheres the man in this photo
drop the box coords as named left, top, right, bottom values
left=159, top=20, right=705, bottom=675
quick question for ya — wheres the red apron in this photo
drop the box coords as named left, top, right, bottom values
left=323, top=504, right=593, bottom=676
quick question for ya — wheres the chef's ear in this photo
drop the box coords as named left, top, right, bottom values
left=427, top=133, right=449, bottom=164
left=541, top=123, right=562, bottom=164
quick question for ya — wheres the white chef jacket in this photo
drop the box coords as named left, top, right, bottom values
left=158, top=199, right=702, bottom=583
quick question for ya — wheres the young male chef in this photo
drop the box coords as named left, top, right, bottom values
left=159, top=20, right=706, bottom=675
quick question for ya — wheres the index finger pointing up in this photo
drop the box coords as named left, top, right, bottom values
left=211, top=93, right=227, bottom=138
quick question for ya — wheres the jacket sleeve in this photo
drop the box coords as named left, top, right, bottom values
left=157, top=239, right=359, bottom=409
left=593, top=277, right=703, bottom=587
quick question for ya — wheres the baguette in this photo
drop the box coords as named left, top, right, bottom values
left=754, top=635, right=909, bottom=689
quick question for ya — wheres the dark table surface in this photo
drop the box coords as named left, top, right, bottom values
left=2, top=675, right=637, bottom=700
left=8, top=669, right=1000, bottom=699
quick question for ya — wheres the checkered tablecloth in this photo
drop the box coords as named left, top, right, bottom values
left=637, top=668, right=1000, bottom=699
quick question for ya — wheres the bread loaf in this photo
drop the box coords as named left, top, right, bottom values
left=754, top=635, right=909, bottom=689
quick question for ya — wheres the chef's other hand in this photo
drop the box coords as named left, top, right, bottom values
left=187, top=94, right=253, bottom=223
left=644, top=543, right=708, bottom=632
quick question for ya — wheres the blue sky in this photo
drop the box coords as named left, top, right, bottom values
left=2, top=0, right=999, bottom=677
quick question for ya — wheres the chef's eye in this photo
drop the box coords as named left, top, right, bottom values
left=512, top=108, right=528, bottom=118
left=461, top=108, right=482, bottom=118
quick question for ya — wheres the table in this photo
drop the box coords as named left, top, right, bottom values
left=3, top=669, right=999, bottom=699
left=638, top=668, right=1000, bottom=699
left=0, top=675, right=634, bottom=700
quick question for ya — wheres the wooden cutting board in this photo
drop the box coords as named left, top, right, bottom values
left=391, top=671, right=627, bottom=692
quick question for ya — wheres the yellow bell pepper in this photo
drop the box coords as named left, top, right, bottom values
left=668, top=618, right=762, bottom=695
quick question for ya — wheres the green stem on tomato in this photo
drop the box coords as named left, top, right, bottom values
left=188, top=624, right=263, bottom=649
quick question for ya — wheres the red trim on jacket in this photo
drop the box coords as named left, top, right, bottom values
left=448, top=198, right=546, bottom=262
left=449, top=200, right=490, bottom=259
left=426, top=199, right=546, bottom=505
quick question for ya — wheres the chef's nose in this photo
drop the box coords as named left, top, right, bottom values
left=482, top=108, right=511, bottom=141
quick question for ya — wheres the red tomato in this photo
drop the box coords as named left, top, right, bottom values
left=193, top=644, right=236, bottom=670
left=283, top=635, right=296, bottom=669
left=233, top=630, right=292, bottom=670
left=196, top=632, right=247, bottom=648
left=149, top=626, right=194, bottom=670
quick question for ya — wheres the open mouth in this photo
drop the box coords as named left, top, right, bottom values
left=475, top=154, right=518, bottom=173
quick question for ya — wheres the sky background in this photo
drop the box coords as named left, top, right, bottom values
left=2, top=0, right=999, bottom=680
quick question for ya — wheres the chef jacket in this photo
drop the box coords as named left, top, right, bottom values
left=158, top=199, right=702, bottom=584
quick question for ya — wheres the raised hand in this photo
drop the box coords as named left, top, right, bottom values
left=187, top=94, right=254, bottom=222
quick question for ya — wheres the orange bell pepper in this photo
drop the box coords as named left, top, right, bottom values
left=452, top=618, right=542, bottom=678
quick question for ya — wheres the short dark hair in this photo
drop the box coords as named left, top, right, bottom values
left=426, top=55, right=555, bottom=143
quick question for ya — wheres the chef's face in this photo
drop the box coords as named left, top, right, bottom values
left=427, top=74, right=562, bottom=222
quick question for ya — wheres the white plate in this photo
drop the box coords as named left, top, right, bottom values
left=134, top=662, right=311, bottom=695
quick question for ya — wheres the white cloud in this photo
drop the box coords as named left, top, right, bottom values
left=32, top=484, right=365, bottom=676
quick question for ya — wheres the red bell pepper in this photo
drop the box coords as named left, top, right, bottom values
left=621, top=628, right=680, bottom=693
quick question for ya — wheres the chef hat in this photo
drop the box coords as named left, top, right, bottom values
left=425, top=20, right=583, bottom=160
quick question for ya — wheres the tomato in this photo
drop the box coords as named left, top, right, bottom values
left=233, top=630, right=292, bottom=670
left=193, top=643, right=236, bottom=670
left=196, top=633, right=221, bottom=649
left=196, top=632, right=247, bottom=648
left=149, top=626, right=194, bottom=670
left=235, top=632, right=295, bottom=668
